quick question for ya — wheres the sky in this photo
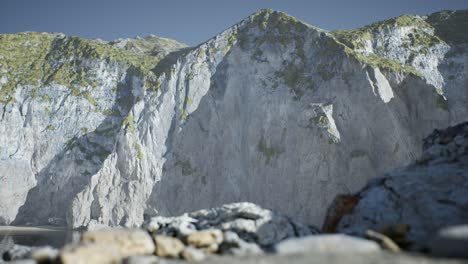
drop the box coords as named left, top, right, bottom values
left=1, top=0, right=467, bottom=46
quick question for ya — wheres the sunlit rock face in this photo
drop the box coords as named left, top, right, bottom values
left=0, top=9, right=466, bottom=228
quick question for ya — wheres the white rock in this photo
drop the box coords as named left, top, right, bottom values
left=275, top=234, right=380, bottom=255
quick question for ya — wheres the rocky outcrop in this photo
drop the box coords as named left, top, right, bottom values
left=0, top=9, right=467, bottom=228
left=335, top=122, right=468, bottom=249
left=145, top=202, right=318, bottom=250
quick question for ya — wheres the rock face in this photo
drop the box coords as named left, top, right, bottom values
left=0, top=9, right=467, bottom=228
left=336, top=122, right=468, bottom=248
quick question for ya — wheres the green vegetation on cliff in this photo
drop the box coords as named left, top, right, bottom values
left=0, top=32, right=163, bottom=104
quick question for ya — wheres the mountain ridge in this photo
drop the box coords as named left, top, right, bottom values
left=0, top=9, right=467, bottom=228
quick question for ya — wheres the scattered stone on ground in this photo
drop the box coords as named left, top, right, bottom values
left=146, top=202, right=319, bottom=248
left=274, top=234, right=380, bottom=255
left=154, top=235, right=185, bottom=258
left=429, top=225, right=468, bottom=258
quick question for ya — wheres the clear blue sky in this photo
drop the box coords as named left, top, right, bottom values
left=1, top=0, right=467, bottom=46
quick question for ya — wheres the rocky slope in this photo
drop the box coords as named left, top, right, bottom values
left=0, top=9, right=467, bottom=228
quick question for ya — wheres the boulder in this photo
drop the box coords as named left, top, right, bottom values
left=81, top=229, right=155, bottom=256
left=336, top=122, right=468, bottom=248
left=60, top=243, right=121, bottom=264
left=186, top=229, right=223, bottom=253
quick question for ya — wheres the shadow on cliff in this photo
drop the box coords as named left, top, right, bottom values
left=12, top=69, right=139, bottom=227
left=145, top=44, right=254, bottom=220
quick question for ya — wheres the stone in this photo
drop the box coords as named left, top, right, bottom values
left=375, top=224, right=410, bottom=247
left=60, top=229, right=155, bottom=264
left=154, top=235, right=185, bottom=258
left=1, top=9, right=467, bottom=230
left=147, top=203, right=319, bottom=247
left=81, top=229, right=155, bottom=257
left=0, top=237, right=14, bottom=260
left=181, top=247, right=206, bottom=262
left=365, top=230, right=401, bottom=252
left=60, top=243, right=121, bottom=264
left=124, top=255, right=159, bottom=264
left=219, top=231, right=263, bottom=256
left=337, top=122, right=468, bottom=248
left=3, top=245, right=33, bottom=261
left=186, top=229, right=223, bottom=249
left=275, top=234, right=380, bottom=255
left=429, top=225, right=468, bottom=258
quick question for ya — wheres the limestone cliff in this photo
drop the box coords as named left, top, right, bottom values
left=0, top=9, right=466, bottom=228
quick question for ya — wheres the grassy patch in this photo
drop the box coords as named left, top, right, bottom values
left=0, top=32, right=162, bottom=104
